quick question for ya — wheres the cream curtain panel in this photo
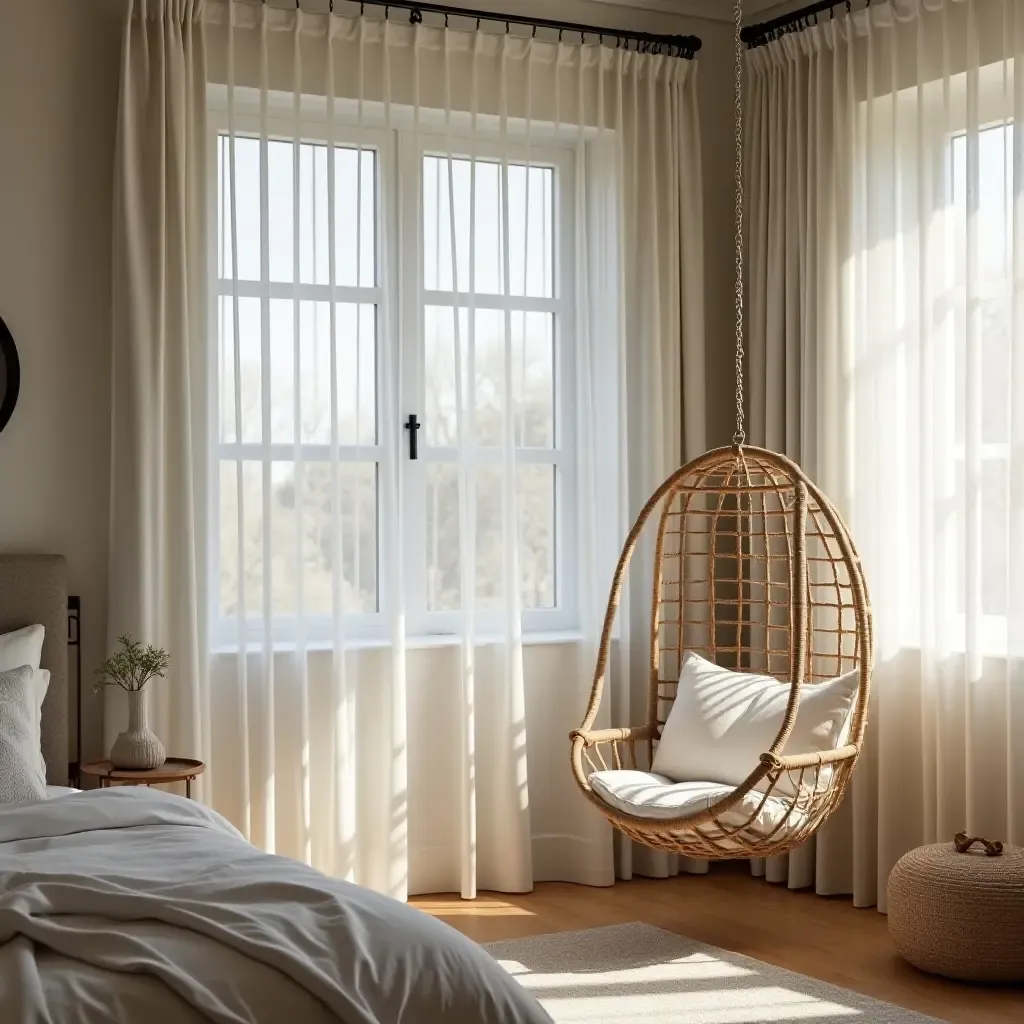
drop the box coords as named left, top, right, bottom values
left=109, top=0, right=209, bottom=774
left=747, top=0, right=1024, bottom=908
left=111, top=0, right=705, bottom=899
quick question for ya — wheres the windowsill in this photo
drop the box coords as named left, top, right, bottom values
left=210, top=629, right=586, bottom=657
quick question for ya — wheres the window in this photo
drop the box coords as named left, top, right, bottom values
left=211, top=109, right=577, bottom=643
left=948, top=122, right=1012, bottom=651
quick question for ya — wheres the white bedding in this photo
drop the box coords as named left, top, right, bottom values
left=0, top=788, right=551, bottom=1024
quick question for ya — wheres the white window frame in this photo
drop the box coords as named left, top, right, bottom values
left=399, top=131, right=578, bottom=636
left=206, top=92, right=581, bottom=646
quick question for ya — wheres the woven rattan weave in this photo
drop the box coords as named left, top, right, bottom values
left=570, top=445, right=873, bottom=860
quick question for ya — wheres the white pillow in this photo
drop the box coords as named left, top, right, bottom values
left=0, top=625, right=48, bottom=779
left=0, top=666, right=49, bottom=804
left=34, top=670, right=51, bottom=778
left=651, top=652, right=859, bottom=798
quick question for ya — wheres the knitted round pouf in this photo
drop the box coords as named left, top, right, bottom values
left=888, top=835, right=1024, bottom=982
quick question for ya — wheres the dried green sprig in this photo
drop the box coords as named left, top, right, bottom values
left=93, top=634, right=171, bottom=694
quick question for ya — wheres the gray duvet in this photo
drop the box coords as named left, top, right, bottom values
left=0, top=788, right=551, bottom=1024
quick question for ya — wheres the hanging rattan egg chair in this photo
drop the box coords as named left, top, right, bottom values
left=570, top=445, right=873, bottom=860
left=570, top=0, right=873, bottom=862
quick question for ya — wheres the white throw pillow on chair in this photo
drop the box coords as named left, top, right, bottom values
left=651, top=651, right=859, bottom=798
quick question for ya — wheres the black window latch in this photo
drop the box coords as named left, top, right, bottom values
left=404, top=414, right=421, bottom=460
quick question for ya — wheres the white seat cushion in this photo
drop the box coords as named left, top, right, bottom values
left=652, top=651, right=858, bottom=798
left=589, top=770, right=805, bottom=841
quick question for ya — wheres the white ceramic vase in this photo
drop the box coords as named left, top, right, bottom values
left=110, top=688, right=165, bottom=770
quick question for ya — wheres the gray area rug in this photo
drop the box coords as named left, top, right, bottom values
left=486, top=922, right=943, bottom=1023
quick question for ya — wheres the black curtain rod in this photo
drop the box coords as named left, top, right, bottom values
left=741, top=0, right=870, bottom=50
left=266, top=0, right=701, bottom=58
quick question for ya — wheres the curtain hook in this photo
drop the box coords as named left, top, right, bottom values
left=558, top=28, right=563, bottom=42
left=444, top=13, right=449, bottom=28
left=409, top=8, right=422, bottom=25
left=329, top=0, right=333, bottom=12
left=506, top=20, right=511, bottom=34
left=476, top=17, right=481, bottom=30
left=531, top=24, right=537, bottom=39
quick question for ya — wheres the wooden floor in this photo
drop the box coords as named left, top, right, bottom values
left=413, top=863, right=1023, bottom=1024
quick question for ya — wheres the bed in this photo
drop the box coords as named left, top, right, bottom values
left=0, top=555, right=551, bottom=1023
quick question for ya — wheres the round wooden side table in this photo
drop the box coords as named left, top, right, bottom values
left=80, top=758, right=205, bottom=799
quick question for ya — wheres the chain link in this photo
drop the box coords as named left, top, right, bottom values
left=732, top=0, right=746, bottom=448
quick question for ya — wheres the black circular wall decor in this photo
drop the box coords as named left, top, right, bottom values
left=0, top=316, right=20, bottom=435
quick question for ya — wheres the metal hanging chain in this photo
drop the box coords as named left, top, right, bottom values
left=732, top=0, right=746, bottom=448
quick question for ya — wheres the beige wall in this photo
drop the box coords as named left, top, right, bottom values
left=0, top=0, right=737, bottom=763
left=0, top=0, right=122, bottom=764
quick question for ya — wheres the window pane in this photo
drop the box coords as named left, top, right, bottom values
left=954, top=458, right=1008, bottom=618
left=426, top=462, right=461, bottom=611
left=219, top=461, right=264, bottom=618
left=513, top=311, right=554, bottom=448
left=508, top=164, right=554, bottom=298
left=267, top=300, right=377, bottom=446
left=336, top=147, right=377, bottom=288
left=221, top=461, right=379, bottom=619
left=424, top=306, right=505, bottom=448
left=425, top=462, right=556, bottom=612
left=423, top=156, right=552, bottom=297
left=218, top=135, right=261, bottom=281
left=519, top=464, right=556, bottom=609
left=219, top=297, right=263, bottom=444
left=952, top=126, right=1011, bottom=283
left=951, top=125, right=1012, bottom=445
left=266, top=141, right=376, bottom=286
left=424, top=307, right=554, bottom=450
left=267, top=461, right=378, bottom=616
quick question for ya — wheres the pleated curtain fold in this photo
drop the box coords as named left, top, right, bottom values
left=110, top=0, right=705, bottom=899
left=108, top=0, right=210, bottom=786
left=746, top=0, right=1024, bottom=908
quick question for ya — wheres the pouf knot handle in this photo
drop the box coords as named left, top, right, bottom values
left=954, top=832, right=1003, bottom=857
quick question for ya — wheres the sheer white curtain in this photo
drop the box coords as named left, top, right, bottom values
left=747, top=0, right=1024, bottom=907
left=111, top=0, right=705, bottom=900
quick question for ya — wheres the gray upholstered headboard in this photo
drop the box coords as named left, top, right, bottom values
left=0, top=555, right=68, bottom=785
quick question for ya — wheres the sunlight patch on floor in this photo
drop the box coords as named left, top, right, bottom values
left=501, top=952, right=864, bottom=1023
left=535, top=986, right=861, bottom=1023
left=415, top=899, right=536, bottom=917
left=498, top=951, right=756, bottom=986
